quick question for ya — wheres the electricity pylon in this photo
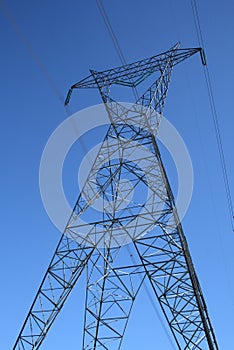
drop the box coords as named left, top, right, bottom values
left=13, top=44, right=219, bottom=350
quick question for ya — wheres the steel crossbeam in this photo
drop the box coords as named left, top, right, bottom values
left=12, top=44, right=218, bottom=350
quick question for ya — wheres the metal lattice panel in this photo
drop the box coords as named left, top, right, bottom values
left=12, top=44, right=218, bottom=350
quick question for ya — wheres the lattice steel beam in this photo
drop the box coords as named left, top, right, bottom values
left=64, top=43, right=204, bottom=105
left=12, top=44, right=218, bottom=350
left=13, top=234, right=94, bottom=350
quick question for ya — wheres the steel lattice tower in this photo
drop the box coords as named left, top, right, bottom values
left=13, top=44, right=219, bottom=350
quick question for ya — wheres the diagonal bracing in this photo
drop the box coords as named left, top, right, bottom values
left=12, top=44, right=218, bottom=350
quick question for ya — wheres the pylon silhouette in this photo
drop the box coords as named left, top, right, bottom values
left=13, top=44, right=218, bottom=350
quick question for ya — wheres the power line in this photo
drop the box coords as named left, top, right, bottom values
left=0, top=0, right=94, bottom=195
left=96, top=0, right=139, bottom=101
left=0, top=0, right=65, bottom=106
left=96, top=0, right=126, bottom=66
left=191, top=0, right=234, bottom=232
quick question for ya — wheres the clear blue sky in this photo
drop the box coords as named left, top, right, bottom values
left=1, top=0, right=234, bottom=349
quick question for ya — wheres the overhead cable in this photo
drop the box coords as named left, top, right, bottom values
left=96, top=0, right=139, bottom=101
left=191, top=0, right=234, bottom=232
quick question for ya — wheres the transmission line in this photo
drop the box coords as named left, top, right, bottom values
left=1, top=0, right=95, bottom=207
left=191, top=0, right=234, bottom=232
left=96, top=0, right=139, bottom=101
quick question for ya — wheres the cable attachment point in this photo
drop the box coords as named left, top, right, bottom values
left=65, top=88, right=73, bottom=106
left=200, top=48, right=207, bottom=66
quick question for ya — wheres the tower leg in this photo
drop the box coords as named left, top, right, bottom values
left=133, top=138, right=218, bottom=350
left=13, top=234, right=94, bottom=350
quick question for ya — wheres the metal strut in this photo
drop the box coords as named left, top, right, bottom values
left=64, top=43, right=202, bottom=105
left=13, top=44, right=218, bottom=350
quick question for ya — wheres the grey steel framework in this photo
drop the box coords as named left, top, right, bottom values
left=12, top=44, right=219, bottom=350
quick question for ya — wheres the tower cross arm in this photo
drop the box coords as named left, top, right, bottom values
left=65, top=45, right=203, bottom=105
